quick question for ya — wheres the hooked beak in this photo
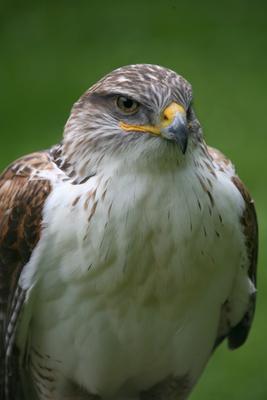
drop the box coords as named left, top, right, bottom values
left=119, top=102, right=189, bottom=154
left=159, top=102, right=188, bottom=154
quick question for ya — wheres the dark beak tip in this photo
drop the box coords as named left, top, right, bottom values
left=172, top=125, right=188, bottom=154
left=180, top=139, right=188, bottom=154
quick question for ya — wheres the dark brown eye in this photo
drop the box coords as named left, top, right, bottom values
left=116, top=96, right=140, bottom=114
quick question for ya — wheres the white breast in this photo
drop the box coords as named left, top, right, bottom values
left=17, top=152, right=247, bottom=399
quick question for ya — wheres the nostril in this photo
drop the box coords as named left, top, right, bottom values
left=163, top=114, right=168, bottom=121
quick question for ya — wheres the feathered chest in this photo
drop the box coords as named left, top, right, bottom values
left=20, top=159, right=243, bottom=320
left=17, top=159, right=245, bottom=398
left=39, top=164, right=229, bottom=293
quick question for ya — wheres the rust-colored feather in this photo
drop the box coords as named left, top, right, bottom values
left=0, top=152, right=52, bottom=400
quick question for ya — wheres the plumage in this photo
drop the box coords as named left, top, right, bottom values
left=0, top=64, right=257, bottom=400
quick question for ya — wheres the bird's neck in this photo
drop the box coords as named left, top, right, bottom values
left=51, top=138, right=206, bottom=185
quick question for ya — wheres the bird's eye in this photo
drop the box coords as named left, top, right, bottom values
left=116, top=96, right=140, bottom=114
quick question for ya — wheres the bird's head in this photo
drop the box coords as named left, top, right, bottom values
left=61, top=64, right=203, bottom=177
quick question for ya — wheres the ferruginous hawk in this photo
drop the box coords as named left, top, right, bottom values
left=0, top=64, right=258, bottom=400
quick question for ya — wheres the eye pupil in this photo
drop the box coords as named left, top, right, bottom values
left=123, top=99, right=133, bottom=108
left=116, top=96, right=139, bottom=114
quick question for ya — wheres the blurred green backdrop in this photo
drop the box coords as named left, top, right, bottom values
left=0, top=0, right=266, bottom=398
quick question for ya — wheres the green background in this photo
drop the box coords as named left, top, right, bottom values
left=0, top=0, right=266, bottom=398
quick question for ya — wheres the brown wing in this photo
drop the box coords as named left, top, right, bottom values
left=0, top=152, right=52, bottom=399
left=228, top=175, right=258, bottom=349
left=208, top=146, right=258, bottom=349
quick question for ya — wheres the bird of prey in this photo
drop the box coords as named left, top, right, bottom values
left=0, top=64, right=257, bottom=400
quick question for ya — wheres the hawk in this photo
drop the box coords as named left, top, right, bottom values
left=0, top=64, right=258, bottom=400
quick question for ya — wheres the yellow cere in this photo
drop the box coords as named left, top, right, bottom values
left=119, top=102, right=185, bottom=136
left=161, top=102, right=186, bottom=127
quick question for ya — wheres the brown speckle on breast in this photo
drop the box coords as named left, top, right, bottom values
left=88, top=201, right=98, bottom=223
left=72, top=196, right=81, bottom=207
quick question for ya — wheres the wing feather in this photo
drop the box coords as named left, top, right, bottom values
left=228, top=175, right=258, bottom=349
left=0, top=152, right=52, bottom=399
left=208, top=146, right=258, bottom=349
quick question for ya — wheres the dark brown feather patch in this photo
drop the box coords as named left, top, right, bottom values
left=208, top=146, right=258, bottom=350
left=0, top=152, right=52, bottom=399
left=228, top=176, right=258, bottom=349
